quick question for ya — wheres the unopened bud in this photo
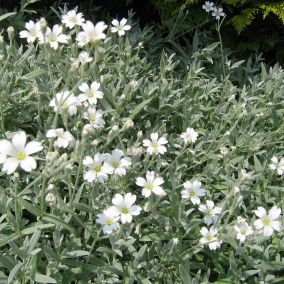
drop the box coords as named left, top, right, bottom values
left=39, top=18, right=47, bottom=33
left=130, top=80, right=138, bottom=88
left=82, top=124, right=93, bottom=136
left=66, top=163, right=73, bottom=170
left=92, top=139, right=99, bottom=146
left=129, top=146, right=143, bottom=156
left=111, top=124, right=119, bottom=132
left=46, top=151, right=58, bottom=162
left=7, top=26, right=14, bottom=41
left=172, top=238, right=179, bottom=245
left=220, top=146, right=229, bottom=156
left=119, top=94, right=126, bottom=101
left=123, top=118, right=134, bottom=130
left=45, top=192, right=56, bottom=204
left=233, top=186, right=240, bottom=193
left=47, top=184, right=54, bottom=191
left=137, top=131, right=143, bottom=138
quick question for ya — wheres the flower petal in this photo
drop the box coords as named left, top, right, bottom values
left=2, top=157, right=19, bottom=174
left=12, top=131, right=26, bottom=150
left=20, top=156, right=37, bottom=172
left=0, top=140, right=16, bottom=156
left=25, top=141, right=43, bottom=155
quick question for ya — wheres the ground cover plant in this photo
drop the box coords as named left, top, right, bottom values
left=0, top=2, right=284, bottom=283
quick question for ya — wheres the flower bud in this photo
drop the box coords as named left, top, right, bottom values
left=39, top=17, right=47, bottom=33
left=82, top=124, right=93, bottom=136
left=130, top=80, right=138, bottom=88
left=45, top=192, right=56, bottom=205
left=111, top=124, right=119, bottom=132
left=123, top=118, right=134, bottom=130
left=47, top=184, right=54, bottom=191
left=7, top=26, right=14, bottom=41
left=137, top=131, right=143, bottom=138
left=46, top=151, right=58, bottom=162
left=92, top=139, right=100, bottom=146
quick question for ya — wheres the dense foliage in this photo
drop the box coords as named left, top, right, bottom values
left=0, top=3, right=284, bottom=284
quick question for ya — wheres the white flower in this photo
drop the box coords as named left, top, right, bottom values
left=78, top=82, right=104, bottom=105
left=254, top=206, right=282, bottom=237
left=96, top=207, right=120, bottom=234
left=180, top=127, right=198, bottom=144
left=135, top=171, right=166, bottom=198
left=181, top=180, right=206, bottom=204
left=76, top=21, right=107, bottom=47
left=111, top=18, right=131, bottom=36
left=199, top=227, right=222, bottom=250
left=78, top=51, right=93, bottom=64
left=62, top=10, right=85, bottom=29
left=112, top=193, right=142, bottom=224
left=104, top=149, right=132, bottom=177
left=0, top=131, right=43, bottom=174
left=76, top=32, right=89, bottom=47
left=202, top=1, right=215, bottom=12
left=46, top=128, right=75, bottom=148
left=83, top=153, right=112, bottom=183
left=198, top=200, right=222, bottom=225
left=19, top=20, right=42, bottom=43
left=212, top=7, right=226, bottom=20
left=269, top=156, right=284, bottom=175
left=83, top=107, right=105, bottom=128
left=143, top=133, right=168, bottom=155
left=40, top=25, right=69, bottom=49
left=234, top=216, right=253, bottom=242
left=49, top=91, right=81, bottom=116
left=71, top=51, right=93, bottom=69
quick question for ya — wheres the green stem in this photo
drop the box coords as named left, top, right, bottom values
left=72, top=136, right=86, bottom=202
left=14, top=177, right=21, bottom=235
left=217, top=20, right=226, bottom=79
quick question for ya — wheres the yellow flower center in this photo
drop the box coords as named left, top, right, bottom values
left=189, top=191, right=196, bottom=197
left=263, top=217, right=271, bottom=226
left=93, top=165, right=101, bottom=173
left=87, top=91, right=94, bottom=98
left=207, top=235, right=213, bottom=241
left=207, top=210, right=213, bottom=216
left=112, top=162, right=119, bottom=168
left=241, top=229, right=247, bottom=235
left=152, top=143, right=158, bottom=150
left=106, top=219, right=113, bottom=226
left=49, top=35, right=57, bottom=42
left=16, top=151, right=26, bottom=161
left=90, top=114, right=96, bottom=121
left=146, top=183, right=154, bottom=190
left=121, top=207, right=129, bottom=214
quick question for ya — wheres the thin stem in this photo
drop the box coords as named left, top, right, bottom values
left=217, top=19, right=226, bottom=79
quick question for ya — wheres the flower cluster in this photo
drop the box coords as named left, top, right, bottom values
left=19, top=11, right=131, bottom=50
left=96, top=193, right=142, bottom=234
left=83, top=150, right=132, bottom=183
left=202, top=1, right=226, bottom=20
